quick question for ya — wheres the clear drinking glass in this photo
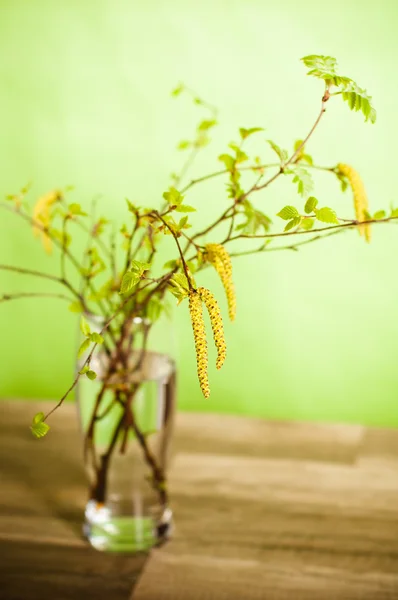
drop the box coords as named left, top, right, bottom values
left=75, top=314, right=176, bottom=552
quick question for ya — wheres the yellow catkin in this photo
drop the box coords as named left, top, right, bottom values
left=188, top=290, right=210, bottom=398
left=205, top=243, right=236, bottom=321
left=198, top=287, right=227, bottom=370
left=32, top=190, right=60, bottom=254
left=337, top=164, right=371, bottom=243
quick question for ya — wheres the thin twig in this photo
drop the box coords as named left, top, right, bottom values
left=0, top=292, right=74, bottom=303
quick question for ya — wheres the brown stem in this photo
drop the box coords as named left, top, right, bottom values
left=128, top=404, right=168, bottom=506
left=0, top=264, right=90, bottom=312
left=0, top=201, right=113, bottom=321
left=90, top=404, right=126, bottom=503
left=0, top=292, right=73, bottom=303
left=226, top=215, right=398, bottom=244
left=154, top=212, right=193, bottom=289
left=42, top=288, right=147, bottom=423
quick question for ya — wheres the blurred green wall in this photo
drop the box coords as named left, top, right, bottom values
left=1, top=0, right=398, bottom=426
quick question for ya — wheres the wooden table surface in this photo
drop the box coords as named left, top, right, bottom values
left=1, top=400, right=398, bottom=600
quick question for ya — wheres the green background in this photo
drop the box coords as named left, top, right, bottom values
left=1, top=0, right=398, bottom=426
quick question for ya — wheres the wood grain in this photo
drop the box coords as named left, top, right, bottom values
left=1, top=400, right=398, bottom=599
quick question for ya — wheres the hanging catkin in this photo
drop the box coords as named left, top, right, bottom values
left=198, top=287, right=226, bottom=370
left=188, top=290, right=210, bottom=398
left=337, top=164, right=371, bottom=243
left=205, top=243, right=236, bottom=321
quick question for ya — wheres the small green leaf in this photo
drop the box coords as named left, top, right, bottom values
left=390, top=208, right=398, bottom=218
left=120, top=271, right=140, bottom=294
left=130, top=259, right=151, bottom=273
left=178, top=216, right=189, bottom=229
left=267, top=140, right=288, bottom=163
left=90, top=332, right=104, bottom=344
left=79, top=365, right=90, bottom=374
left=80, top=316, right=91, bottom=337
left=289, top=166, right=314, bottom=198
left=68, top=300, right=84, bottom=313
left=163, top=259, right=178, bottom=270
left=198, top=119, right=217, bottom=131
left=171, top=83, right=184, bottom=97
left=304, top=196, right=318, bottom=214
left=69, top=203, right=88, bottom=216
left=277, top=205, right=300, bottom=220
left=239, top=127, right=264, bottom=140
left=168, top=273, right=191, bottom=303
left=284, top=217, right=302, bottom=231
left=78, top=338, right=91, bottom=358
left=228, top=143, right=248, bottom=163
left=175, top=204, right=196, bottom=213
left=32, top=412, right=45, bottom=425
left=86, top=370, right=97, bottom=380
left=315, top=207, right=339, bottom=224
left=125, top=199, right=139, bottom=213
left=373, top=210, right=386, bottom=220
left=301, top=218, right=315, bottom=231
left=162, top=187, right=184, bottom=206
left=30, top=412, right=50, bottom=438
left=218, top=153, right=235, bottom=171
left=177, top=140, right=191, bottom=150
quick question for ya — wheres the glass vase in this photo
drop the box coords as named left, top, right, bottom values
left=75, top=315, right=176, bottom=553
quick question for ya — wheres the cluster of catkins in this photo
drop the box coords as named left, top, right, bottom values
left=188, top=243, right=236, bottom=398
left=32, top=190, right=61, bottom=253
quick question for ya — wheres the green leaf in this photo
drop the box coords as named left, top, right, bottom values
left=86, top=370, right=97, bottom=380
left=301, top=55, right=351, bottom=87
left=218, top=153, right=235, bottom=171
left=125, top=199, right=139, bottom=213
left=304, top=196, right=318, bottom=214
left=162, top=187, right=184, bottom=206
left=300, top=218, right=315, bottom=231
left=69, top=203, right=88, bottom=216
left=31, top=412, right=50, bottom=438
left=294, top=140, right=314, bottom=165
left=80, top=316, right=91, bottom=337
left=340, top=81, right=376, bottom=123
left=168, top=273, right=191, bottom=302
left=198, top=119, right=217, bottom=131
left=289, top=166, right=314, bottom=198
left=177, top=140, right=191, bottom=150
left=267, top=140, right=288, bottom=163
left=228, top=144, right=248, bottom=164
left=90, top=332, right=104, bottom=344
left=314, top=207, right=339, bottom=224
left=301, top=55, right=376, bottom=124
left=120, top=271, right=140, bottom=294
left=78, top=338, right=91, bottom=358
left=390, top=208, right=398, bottom=218
left=239, top=127, right=264, bottom=140
left=171, top=83, right=184, bottom=97
left=178, top=216, right=189, bottom=229
left=284, top=217, right=302, bottom=231
left=163, top=259, right=178, bottom=270
left=175, top=204, right=196, bottom=213
left=373, top=210, right=386, bottom=220
left=68, top=300, right=84, bottom=313
left=79, top=365, right=90, bottom=374
left=277, top=205, right=300, bottom=220
left=130, top=259, right=151, bottom=274
left=32, top=412, right=45, bottom=425
left=237, top=200, right=271, bottom=234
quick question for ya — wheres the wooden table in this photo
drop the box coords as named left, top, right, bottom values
left=1, top=401, right=398, bottom=600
